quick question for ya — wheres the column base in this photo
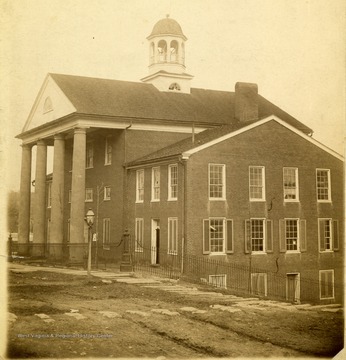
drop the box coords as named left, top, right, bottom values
left=120, top=253, right=133, bottom=272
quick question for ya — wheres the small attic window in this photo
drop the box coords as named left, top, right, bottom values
left=43, top=97, right=53, bottom=113
left=169, top=83, right=181, bottom=91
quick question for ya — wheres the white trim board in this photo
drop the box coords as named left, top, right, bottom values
left=182, top=115, right=343, bottom=161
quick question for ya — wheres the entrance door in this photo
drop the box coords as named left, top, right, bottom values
left=151, top=219, right=160, bottom=265
left=286, top=273, right=300, bottom=303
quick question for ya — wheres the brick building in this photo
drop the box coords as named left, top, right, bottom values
left=16, top=17, right=343, bottom=303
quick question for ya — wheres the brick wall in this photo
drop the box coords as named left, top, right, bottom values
left=184, top=120, right=343, bottom=303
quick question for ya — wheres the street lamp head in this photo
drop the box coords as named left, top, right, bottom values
left=85, top=208, right=95, bottom=226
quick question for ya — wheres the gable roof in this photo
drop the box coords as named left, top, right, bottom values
left=126, top=115, right=343, bottom=167
left=49, top=73, right=312, bottom=133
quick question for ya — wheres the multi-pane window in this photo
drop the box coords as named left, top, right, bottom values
left=86, top=143, right=94, bottom=169
left=47, top=182, right=52, bottom=208
left=283, top=167, right=299, bottom=201
left=249, top=166, right=265, bottom=201
left=209, top=164, right=225, bottom=199
left=250, top=219, right=265, bottom=252
left=209, top=218, right=224, bottom=253
left=103, top=218, right=110, bottom=250
left=204, top=218, right=233, bottom=255
left=316, top=169, right=331, bottom=201
left=136, top=170, right=144, bottom=203
left=104, top=186, right=111, bottom=201
left=285, top=219, right=298, bottom=251
left=105, top=137, right=112, bottom=165
left=152, top=167, right=160, bottom=201
left=168, top=164, right=178, bottom=200
left=168, top=218, right=178, bottom=255
left=319, top=270, right=334, bottom=299
left=135, top=218, right=144, bottom=252
left=245, top=219, right=273, bottom=254
left=85, top=188, right=93, bottom=202
left=279, top=219, right=306, bottom=253
left=319, top=219, right=339, bottom=252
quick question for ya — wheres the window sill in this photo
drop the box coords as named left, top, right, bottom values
left=319, top=250, right=334, bottom=253
left=317, top=200, right=332, bottom=203
left=104, top=163, right=111, bottom=166
left=251, top=252, right=267, bottom=255
left=167, top=198, right=178, bottom=202
left=285, top=251, right=300, bottom=254
left=284, top=200, right=300, bottom=203
left=209, top=198, right=226, bottom=201
left=249, top=199, right=266, bottom=202
left=151, top=200, right=160, bottom=203
left=103, top=198, right=111, bottom=201
left=135, top=200, right=144, bottom=204
left=85, top=167, right=94, bottom=170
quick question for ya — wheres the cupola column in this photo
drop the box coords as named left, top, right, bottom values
left=18, top=144, right=32, bottom=256
left=49, top=134, right=65, bottom=260
left=32, top=139, right=47, bottom=257
left=69, top=127, right=87, bottom=262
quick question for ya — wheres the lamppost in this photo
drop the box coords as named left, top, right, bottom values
left=85, top=208, right=95, bottom=278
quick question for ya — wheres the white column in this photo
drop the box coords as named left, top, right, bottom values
left=49, top=134, right=65, bottom=260
left=32, top=140, right=47, bottom=257
left=69, top=128, right=86, bottom=262
left=18, top=144, right=32, bottom=255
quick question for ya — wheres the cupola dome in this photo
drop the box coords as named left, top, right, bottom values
left=148, top=15, right=187, bottom=40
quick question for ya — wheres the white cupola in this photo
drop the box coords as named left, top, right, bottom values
left=141, top=15, right=193, bottom=94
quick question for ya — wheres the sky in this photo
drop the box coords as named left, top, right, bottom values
left=1, top=0, right=345, bottom=193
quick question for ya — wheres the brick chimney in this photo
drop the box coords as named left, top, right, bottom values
left=234, top=82, right=259, bottom=122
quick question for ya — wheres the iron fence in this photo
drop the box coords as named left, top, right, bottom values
left=133, top=245, right=343, bottom=304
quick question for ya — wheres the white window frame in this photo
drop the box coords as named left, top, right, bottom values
left=68, top=189, right=72, bottom=204
left=85, top=188, right=93, bottom=202
left=318, top=218, right=333, bottom=252
left=104, top=136, right=112, bottom=165
left=103, top=218, right=111, bottom=250
left=104, top=186, right=111, bottom=201
left=47, top=182, right=52, bottom=208
left=136, top=169, right=144, bottom=203
left=285, top=218, right=300, bottom=253
left=208, top=274, right=227, bottom=289
left=168, top=217, right=178, bottom=255
left=283, top=167, right=299, bottom=202
left=319, top=270, right=334, bottom=300
left=168, top=164, right=178, bottom=201
left=135, top=218, right=144, bottom=252
left=316, top=169, right=331, bottom=202
left=151, top=167, right=160, bottom=202
left=251, top=273, right=268, bottom=296
left=208, top=163, right=226, bottom=200
left=250, top=218, right=266, bottom=254
left=86, top=142, right=94, bottom=169
left=209, top=217, right=226, bottom=254
left=249, top=166, right=266, bottom=201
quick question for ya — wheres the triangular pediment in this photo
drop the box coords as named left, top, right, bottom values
left=22, top=74, right=77, bottom=132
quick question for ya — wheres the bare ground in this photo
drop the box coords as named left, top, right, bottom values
left=7, top=269, right=344, bottom=358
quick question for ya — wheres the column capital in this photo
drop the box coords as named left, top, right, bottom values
left=73, top=127, right=87, bottom=135
left=21, top=143, right=33, bottom=149
left=36, top=139, right=47, bottom=146
left=54, top=133, right=66, bottom=141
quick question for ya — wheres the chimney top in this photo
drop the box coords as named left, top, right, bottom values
left=234, top=82, right=259, bottom=123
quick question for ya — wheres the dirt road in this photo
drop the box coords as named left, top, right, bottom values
left=7, top=268, right=343, bottom=358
